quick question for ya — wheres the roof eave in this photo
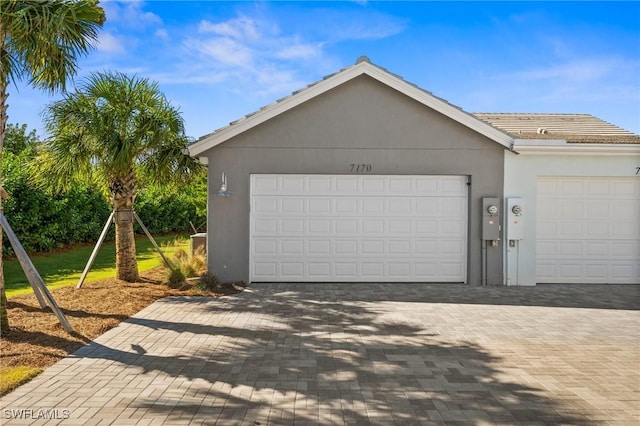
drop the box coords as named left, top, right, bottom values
left=513, top=139, right=640, bottom=155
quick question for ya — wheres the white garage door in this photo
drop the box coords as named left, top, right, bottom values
left=250, top=175, right=468, bottom=282
left=536, top=176, right=640, bottom=284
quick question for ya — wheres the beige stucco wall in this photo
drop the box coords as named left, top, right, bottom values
left=203, top=75, right=506, bottom=284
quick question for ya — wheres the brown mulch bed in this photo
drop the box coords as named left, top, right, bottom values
left=1, top=268, right=243, bottom=370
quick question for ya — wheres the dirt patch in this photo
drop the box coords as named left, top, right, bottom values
left=1, top=268, right=244, bottom=371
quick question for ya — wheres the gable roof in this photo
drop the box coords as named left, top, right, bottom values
left=188, top=57, right=514, bottom=157
left=474, top=113, right=640, bottom=144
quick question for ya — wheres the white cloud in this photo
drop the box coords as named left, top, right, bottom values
left=464, top=56, right=640, bottom=114
left=102, top=1, right=162, bottom=29
left=188, top=37, right=254, bottom=68
left=97, top=32, right=125, bottom=54
left=275, top=42, right=323, bottom=60
left=198, top=16, right=260, bottom=40
left=155, top=28, right=169, bottom=42
left=514, top=58, right=621, bottom=84
left=165, top=7, right=404, bottom=99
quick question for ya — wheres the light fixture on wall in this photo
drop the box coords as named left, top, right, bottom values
left=215, top=172, right=231, bottom=197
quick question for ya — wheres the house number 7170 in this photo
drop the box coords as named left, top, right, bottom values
left=350, top=164, right=372, bottom=173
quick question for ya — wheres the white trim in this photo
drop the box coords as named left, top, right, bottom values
left=188, top=61, right=514, bottom=157
left=513, top=139, right=640, bottom=155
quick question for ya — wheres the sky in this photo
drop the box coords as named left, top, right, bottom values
left=7, top=1, right=640, bottom=140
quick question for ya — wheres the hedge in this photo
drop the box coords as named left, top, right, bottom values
left=1, top=149, right=206, bottom=256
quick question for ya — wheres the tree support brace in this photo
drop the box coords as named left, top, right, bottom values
left=76, top=210, right=173, bottom=289
left=0, top=213, right=73, bottom=333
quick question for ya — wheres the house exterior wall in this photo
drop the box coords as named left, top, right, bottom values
left=503, top=150, right=640, bottom=285
left=203, top=75, right=506, bottom=284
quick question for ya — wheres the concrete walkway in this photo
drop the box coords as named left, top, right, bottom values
left=1, top=284, right=638, bottom=425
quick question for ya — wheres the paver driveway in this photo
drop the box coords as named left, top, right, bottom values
left=1, top=283, right=639, bottom=425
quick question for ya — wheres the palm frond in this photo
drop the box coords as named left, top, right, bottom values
left=2, top=0, right=105, bottom=92
left=39, top=71, right=200, bottom=199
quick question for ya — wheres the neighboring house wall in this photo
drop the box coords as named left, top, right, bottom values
left=203, top=75, right=506, bottom=284
left=503, top=150, right=640, bottom=285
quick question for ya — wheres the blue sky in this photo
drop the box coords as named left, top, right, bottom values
left=7, top=1, right=640, bottom=139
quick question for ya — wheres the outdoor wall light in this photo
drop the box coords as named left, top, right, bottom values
left=215, top=172, right=232, bottom=197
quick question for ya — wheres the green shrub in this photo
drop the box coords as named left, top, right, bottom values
left=166, top=268, right=186, bottom=289
left=198, top=271, right=221, bottom=292
left=1, top=123, right=206, bottom=256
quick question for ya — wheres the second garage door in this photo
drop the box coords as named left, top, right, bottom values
left=250, top=174, right=468, bottom=282
left=536, top=176, right=640, bottom=284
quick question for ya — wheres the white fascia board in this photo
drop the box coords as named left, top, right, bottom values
left=188, top=61, right=514, bottom=157
left=513, top=139, right=640, bottom=155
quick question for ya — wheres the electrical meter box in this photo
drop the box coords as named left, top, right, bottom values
left=482, top=197, right=501, bottom=240
left=506, top=198, right=525, bottom=240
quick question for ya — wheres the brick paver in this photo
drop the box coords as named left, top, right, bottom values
left=1, top=284, right=638, bottom=425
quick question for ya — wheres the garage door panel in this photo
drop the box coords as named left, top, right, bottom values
left=255, top=262, right=277, bottom=277
left=611, top=241, right=640, bottom=258
left=251, top=175, right=467, bottom=282
left=308, top=220, right=330, bottom=234
left=440, top=220, right=466, bottom=236
left=613, top=200, right=639, bottom=219
left=389, top=177, right=412, bottom=192
left=415, top=220, right=438, bottom=235
left=612, top=222, right=639, bottom=239
left=362, top=198, right=385, bottom=214
left=585, top=201, right=609, bottom=218
left=585, top=222, right=609, bottom=237
left=362, top=219, right=385, bottom=234
left=282, top=198, right=304, bottom=213
left=537, top=176, right=640, bottom=284
left=281, top=219, right=304, bottom=234
left=389, top=198, right=412, bottom=214
left=388, top=220, right=412, bottom=234
left=254, top=176, right=278, bottom=192
left=308, top=263, right=331, bottom=278
left=559, top=200, right=583, bottom=217
left=389, top=240, right=411, bottom=255
left=254, top=197, right=278, bottom=213
left=362, top=262, right=384, bottom=277
left=335, top=177, right=358, bottom=192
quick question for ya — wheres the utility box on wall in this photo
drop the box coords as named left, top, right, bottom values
left=506, top=198, right=525, bottom=241
left=482, top=197, right=501, bottom=241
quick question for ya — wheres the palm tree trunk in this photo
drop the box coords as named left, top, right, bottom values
left=115, top=208, right=139, bottom=282
left=111, top=170, right=139, bottom=282
left=1, top=22, right=11, bottom=334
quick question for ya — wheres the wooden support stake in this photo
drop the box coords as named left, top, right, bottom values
left=134, top=211, right=173, bottom=270
left=0, top=213, right=46, bottom=308
left=0, top=213, right=73, bottom=333
left=77, top=211, right=115, bottom=289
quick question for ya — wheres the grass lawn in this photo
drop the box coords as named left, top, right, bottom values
left=4, top=234, right=189, bottom=298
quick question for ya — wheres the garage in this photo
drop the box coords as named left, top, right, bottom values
left=189, top=58, right=509, bottom=284
left=536, top=176, right=640, bottom=284
left=250, top=174, right=468, bottom=282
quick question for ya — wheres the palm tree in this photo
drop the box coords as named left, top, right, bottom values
left=0, top=0, right=105, bottom=334
left=38, top=71, right=201, bottom=282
